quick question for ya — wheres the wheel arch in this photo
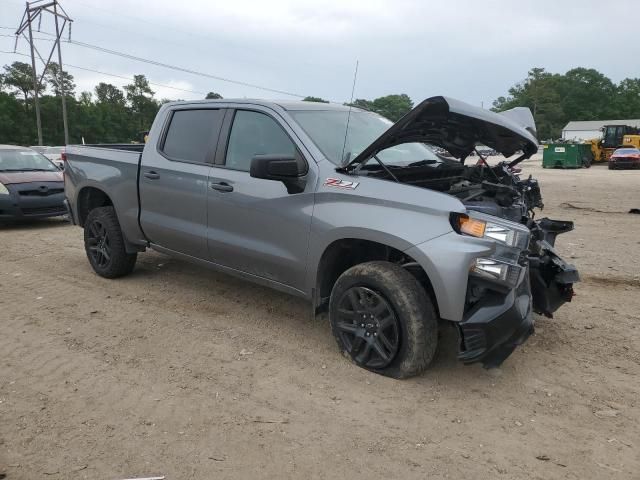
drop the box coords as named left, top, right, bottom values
left=77, top=186, right=114, bottom=227
left=312, top=236, right=439, bottom=318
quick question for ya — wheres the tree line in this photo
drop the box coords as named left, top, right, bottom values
left=0, top=61, right=417, bottom=146
left=2, top=60, right=638, bottom=145
left=492, top=67, right=640, bottom=140
left=0, top=61, right=174, bottom=145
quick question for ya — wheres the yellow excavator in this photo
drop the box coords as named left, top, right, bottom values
left=588, top=125, right=640, bottom=162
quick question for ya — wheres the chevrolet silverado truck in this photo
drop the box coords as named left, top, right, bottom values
left=64, top=96, right=579, bottom=378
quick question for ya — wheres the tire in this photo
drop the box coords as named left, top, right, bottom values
left=84, top=206, right=137, bottom=278
left=329, top=261, right=438, bottom=378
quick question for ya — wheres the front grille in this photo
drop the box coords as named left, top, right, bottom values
left=19, top=188, right=64, bottom=197
left=21, top=206, right=66, bottom=216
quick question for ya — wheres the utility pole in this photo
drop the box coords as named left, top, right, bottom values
left=16, top=0, right=73, bottom=146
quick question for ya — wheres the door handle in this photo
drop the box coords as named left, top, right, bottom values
left=210, top=182, right=233, bottom=193
left=144, top=171, right=160, bottom=180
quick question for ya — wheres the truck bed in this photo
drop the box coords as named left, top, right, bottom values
left=64, top=144, right=146, bottom=248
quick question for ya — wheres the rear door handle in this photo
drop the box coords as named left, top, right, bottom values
left=210, top=182, right=233, bottom=193
left=144, top=171, right=160, bottom=180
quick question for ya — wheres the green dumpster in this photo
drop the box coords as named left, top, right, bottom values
left=542, top=143, right=593, bottom=169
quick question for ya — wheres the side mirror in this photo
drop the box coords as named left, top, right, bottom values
left=249, top=154, right=307, bottom=194
left=249, top=154, right=305, bottom=180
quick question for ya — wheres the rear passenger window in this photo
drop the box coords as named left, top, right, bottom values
left=162, top=109, right=223, bottom=163
left=225, top=110, right=296, bottom=171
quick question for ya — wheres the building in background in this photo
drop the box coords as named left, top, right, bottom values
left=561, top=119, right=640, bottom=142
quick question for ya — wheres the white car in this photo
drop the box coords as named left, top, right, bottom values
left=29, top=146, right=65, bottom=169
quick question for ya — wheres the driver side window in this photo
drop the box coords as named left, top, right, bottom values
left=225, top=110, right=297, bottom=171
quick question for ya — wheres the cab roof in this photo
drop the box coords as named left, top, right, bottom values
left=166, top=98, right=366, bottom=113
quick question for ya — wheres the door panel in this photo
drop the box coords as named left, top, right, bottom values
left=139, top=108, right=224, bottom=258
left=207, top=169, right=314, bottom=288
left=206, top=109, right=315, bottom=289
left=140, top=160, right=211, bottom=258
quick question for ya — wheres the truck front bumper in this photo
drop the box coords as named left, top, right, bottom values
left=458, top=275, right=534, bottom=367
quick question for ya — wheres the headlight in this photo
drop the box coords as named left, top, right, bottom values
left=451, top=212, right=530, bottom=288
left=450, top=212, right=529, bottom=250
left=0, top=183, right=9, bottom=195
left=472, top=258, right=523, bottom=288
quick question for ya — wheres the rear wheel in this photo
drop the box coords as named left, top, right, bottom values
left=329, top=261, right=438, bottom=378
left=84, top=206, right=137, bottom=278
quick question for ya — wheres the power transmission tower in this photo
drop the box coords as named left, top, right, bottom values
left=15, top=0, right=73, bottom=146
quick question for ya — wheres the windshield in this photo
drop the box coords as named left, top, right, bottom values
left=603, top=126, right=624, bottom=148
left=290, top=110, right=440, bottom=166
left=614, top=148, right=640, bottom=155
left=0, top=149, right=59, bottom=171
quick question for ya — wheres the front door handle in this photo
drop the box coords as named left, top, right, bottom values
left=144, top=171, right=160, bottom=180
left=210, top=182, right=233, bottom=193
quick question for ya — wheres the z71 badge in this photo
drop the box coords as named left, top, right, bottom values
left=324, top=178, right=359, bottom=189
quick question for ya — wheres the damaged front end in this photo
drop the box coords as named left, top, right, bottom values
left=455, top=202, right=580, bottom=367
left=451, top=165, right=580, bottom=366
left=455, top=162, right=581, bottom=319
left=342, top=96, right=580, bottom=366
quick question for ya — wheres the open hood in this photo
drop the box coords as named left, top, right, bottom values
left=344, top=96, right=538, bottom=169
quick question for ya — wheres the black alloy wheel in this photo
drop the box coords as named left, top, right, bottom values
left=87, top=218, right=112, bottom=268
left=334, top=286, right=400, bottom=369
left=83, top=206, right=137, bottom=278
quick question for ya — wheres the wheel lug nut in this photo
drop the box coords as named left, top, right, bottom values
left=374, top=333, right=377, bottom=336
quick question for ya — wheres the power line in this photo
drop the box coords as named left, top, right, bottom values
left=68, top=64, right=207, bottom=97
left=0, top=49, right=207, bottom=96
left=2, top=31, right=307, bottom=98
left=66, top=39, right=306, bottom=98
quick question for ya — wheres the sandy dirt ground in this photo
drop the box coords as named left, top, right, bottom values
left=1, top=158, right=639, bottom=479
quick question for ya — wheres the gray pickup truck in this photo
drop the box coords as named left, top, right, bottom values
left=64, top=96, right=579, bottom=378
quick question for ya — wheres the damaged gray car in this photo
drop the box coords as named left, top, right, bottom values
left=64, top=95, right=579, bottom=378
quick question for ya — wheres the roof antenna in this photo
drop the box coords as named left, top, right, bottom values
left=340, top=60, right=359, bottom=166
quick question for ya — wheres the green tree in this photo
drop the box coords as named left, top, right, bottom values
left=303, top=96, right=329, bottom=103
left=124, top=74, right=159, bottom=130
left=0, top=91, right=32, bottom=144
left=78, top=91, right=93, bottom=106
left=205, top=91, right=223, bottom=99
left=44, top=63, right=75, bottom=97
left=348, top=98, right=373, bottom=110
left=492, top=67, right=630, bottom=140
left=370, top=94, right=413, bottom=121
left=94, top=82, right=125, bottom=105
left=2, top=61, right=45, bottom=105
left=614, top=78, right=640, bottom=118
left=558, top=68, right=617, bottom=121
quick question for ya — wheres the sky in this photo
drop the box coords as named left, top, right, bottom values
left=1, top=0, right=639, bottom=107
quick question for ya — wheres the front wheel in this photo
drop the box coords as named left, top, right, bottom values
left=84, top=206, right=137, bottom=278
left=329, top=261, right=438, bottom=378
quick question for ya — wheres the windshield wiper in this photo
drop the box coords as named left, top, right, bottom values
left=407, top=159, right=440, bottom=167
left=0, top=168, right=51, bottom=172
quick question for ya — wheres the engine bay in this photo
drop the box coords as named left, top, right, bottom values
left=362, top=160, right=544, bottom=222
